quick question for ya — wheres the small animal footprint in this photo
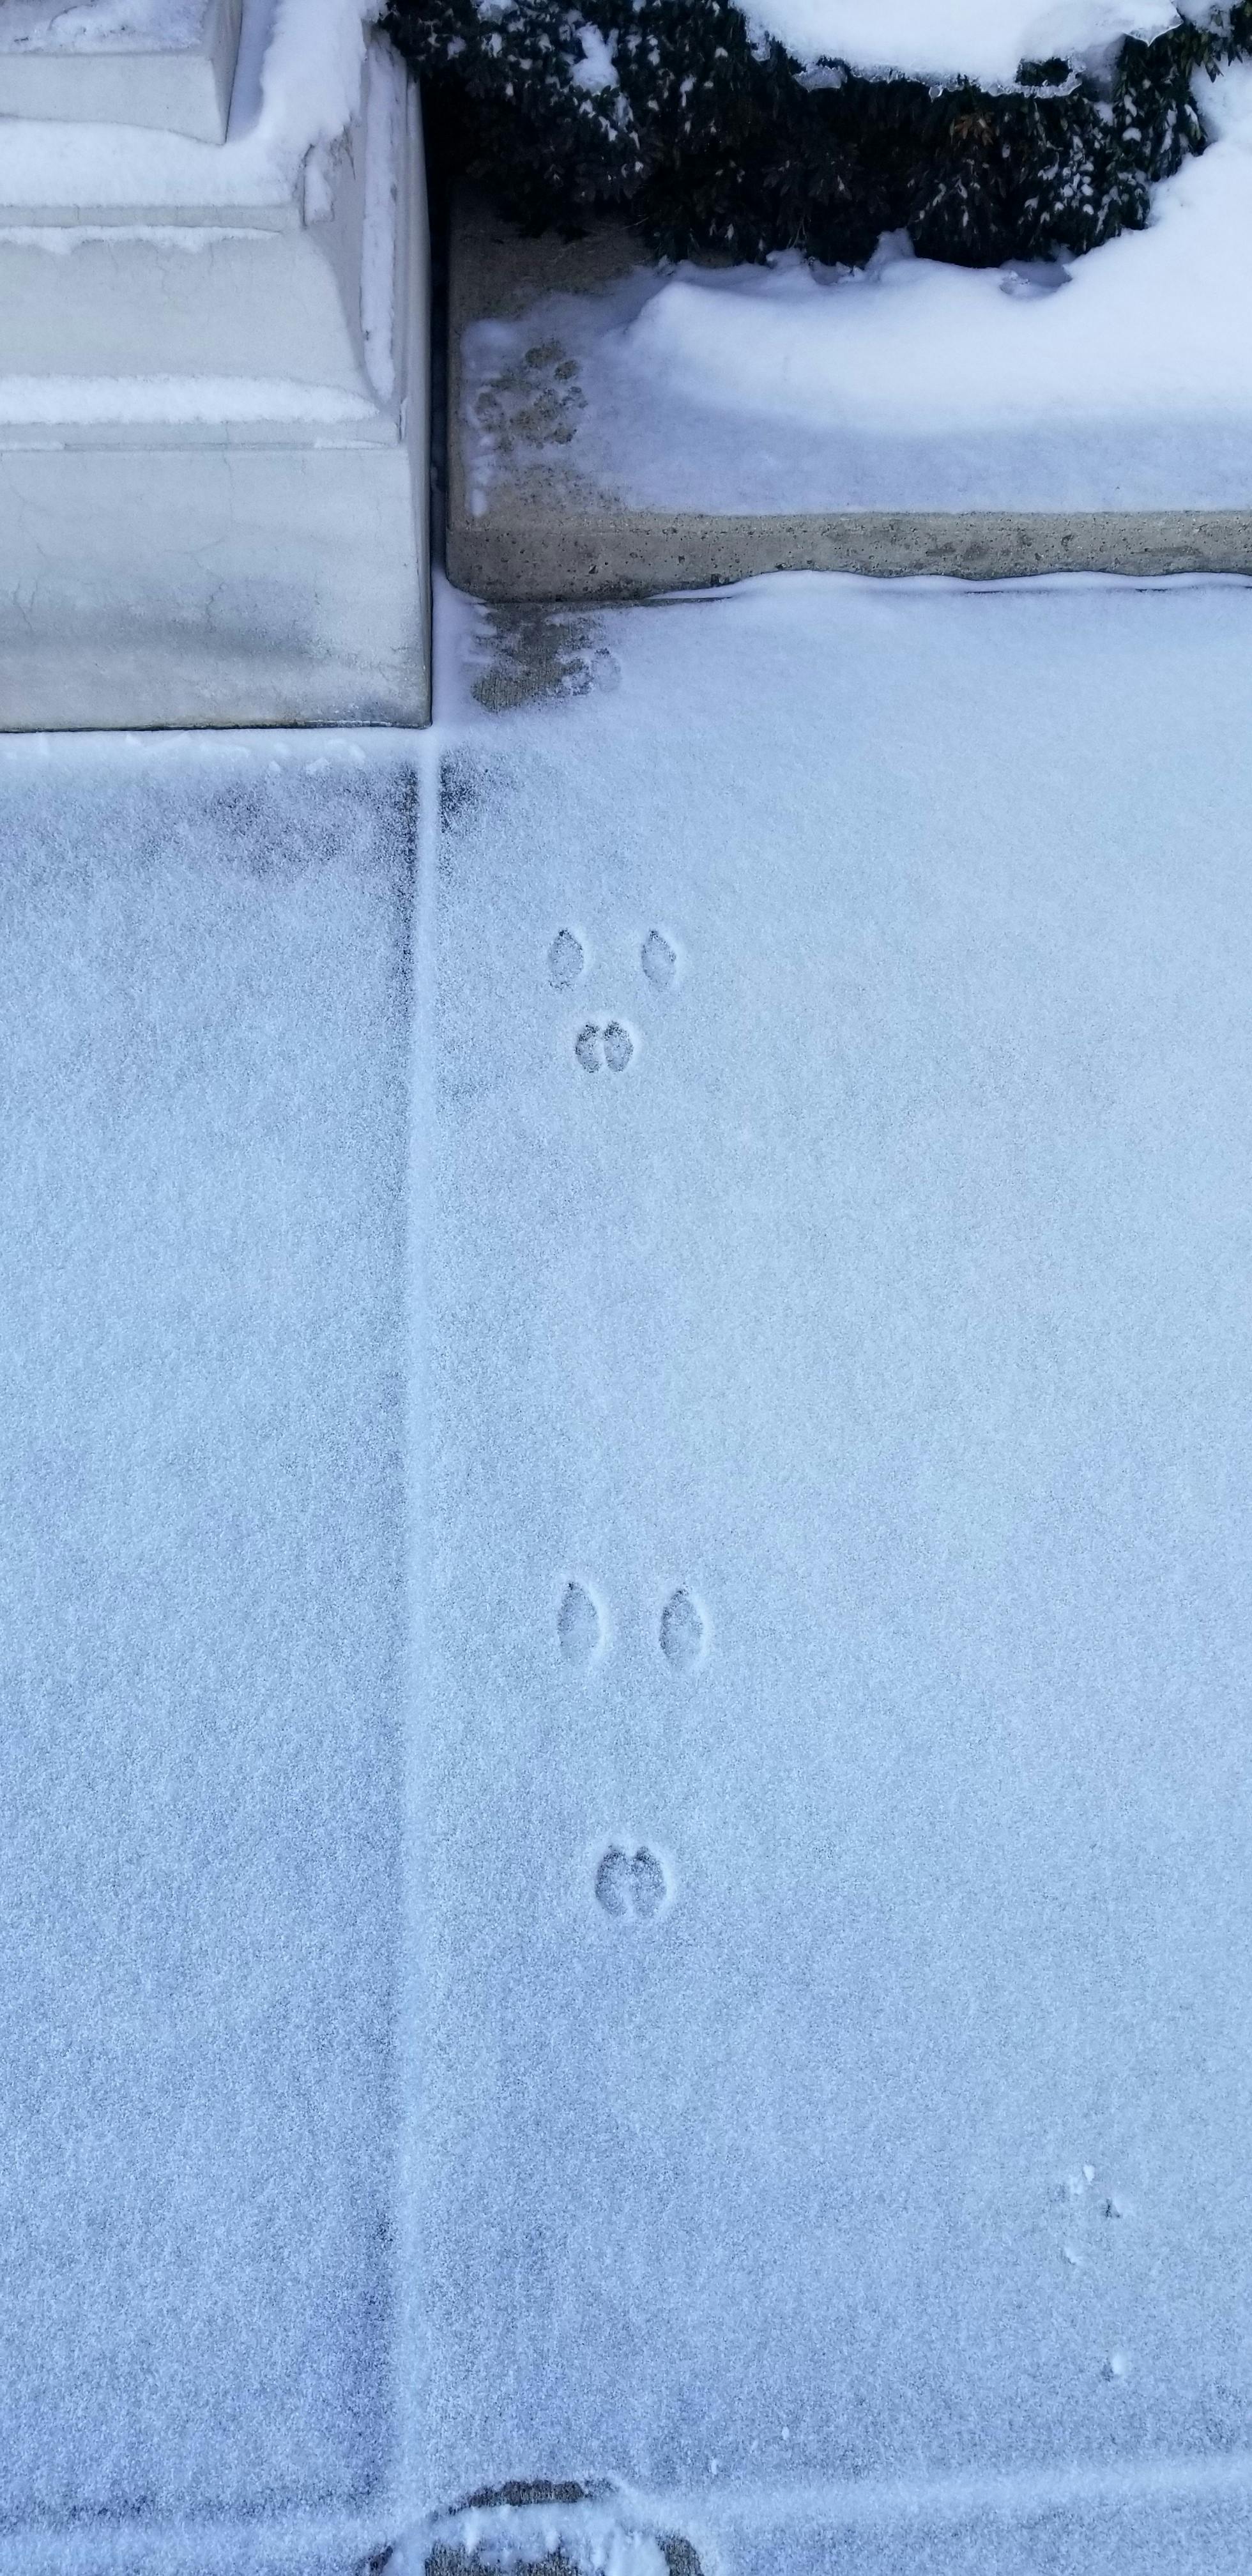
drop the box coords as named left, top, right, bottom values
left=641, top=929, right=678, bottom=992
left=595, top=1844, right=669, bottom=1921
left=1050, top=2159, right=1133, bottom=2282
left=471, top=341, right=587, bottom=459
left=575, top=1020, right=634, bottom=1074
left=660, top=1588, right=706, bottom=1671
left=549, top=928, right=585, bottom=990
left=558, top=1579, right=602, bottom=1666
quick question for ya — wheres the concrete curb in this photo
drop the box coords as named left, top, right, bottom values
left=449, top=505, right=1252, bottom=601
left=447, top=190, right=1252, bottom=601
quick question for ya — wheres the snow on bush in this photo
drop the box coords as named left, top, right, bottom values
left=390, top=0, right=1252, bottom=268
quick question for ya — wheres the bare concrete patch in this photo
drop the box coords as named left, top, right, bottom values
left=466, top=602, right=620, bottom=709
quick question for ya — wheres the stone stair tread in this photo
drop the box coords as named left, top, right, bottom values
left=0, top=0, right=242, bottom=141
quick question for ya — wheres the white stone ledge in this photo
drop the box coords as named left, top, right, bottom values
left=0, top=199, right=299, bottom=229
left=0, top=379, right=385, bottom=427
left=0, top=417, right=404, bottom=448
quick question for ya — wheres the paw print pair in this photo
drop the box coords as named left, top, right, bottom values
left=549, top=924, right=680, bottom=1073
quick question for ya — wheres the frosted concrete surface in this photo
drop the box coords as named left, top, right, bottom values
left=0, top=735, right=415, bottom=2571
left=9, top=581, right=1252, bottom=2576
left=0, top=0, right=243, bottom=141
left=409, top=575, right=1252, bottom=2576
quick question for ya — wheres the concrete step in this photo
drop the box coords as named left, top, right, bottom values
left=0, top=0, right=243, bottom=143
left=0, top=11, right=431, bottom=728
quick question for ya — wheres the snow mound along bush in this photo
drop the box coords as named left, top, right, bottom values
left=389, top=0, right=1252, bottom=268
left=743, top=0, right=1177, bottom=86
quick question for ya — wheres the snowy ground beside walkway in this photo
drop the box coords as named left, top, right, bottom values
left=4, top=574, right=1252, bottom=2576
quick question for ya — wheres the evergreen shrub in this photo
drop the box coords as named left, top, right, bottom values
left=389, top=0, right=1252, bottom=267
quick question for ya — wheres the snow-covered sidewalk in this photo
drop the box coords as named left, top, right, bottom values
left=420, top=572, right=1252, bottom=2575
left=6, top=572, right=1252, bottom=2575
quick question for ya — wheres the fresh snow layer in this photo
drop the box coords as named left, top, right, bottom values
left=10, top=579, right=1252, bottom=2571
left=0, top=0, right=380, bottom=211
left=743, top=0, right=1174, bottom=82
left=464, top=61, right=1252, bottom=516
left=415, top=572, right=1252, bottom=2570
left=0, top=739, right=412, bottom=2534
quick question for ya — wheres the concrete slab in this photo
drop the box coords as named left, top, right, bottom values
left=413, top=571, right=1252, bottom=2576
left=0, top=0, right=242, bottom=143
left=447, top=191, right=1252, bottom=599
left=0, top=735, right=415, bottom=2560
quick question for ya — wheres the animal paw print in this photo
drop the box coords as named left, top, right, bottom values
left=557, top=1581, right=708, bottom=1676
left=557, top=1579, right=602, bottom=1666
left=547, top=924, right=679, bottom=1070
left=548, top=928, right=585, bottom=991
left=1051, top=2158, right=1134, bottom=2383
left=471, top=339, right=587, bottom=462
left=575, top=1020, right=634, bottom=1074
left=595, top=1844, right=670, bottom=1921
left=1055, top=2160, right=1133, bottom=2257
left=659, top=1588, right=706, bottom=1671
left=641, top=928, right=678, bottom=992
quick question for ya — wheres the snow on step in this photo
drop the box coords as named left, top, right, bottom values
left=413, top=575, right=1252, bottom=2576
left=0, top=739, right=413, bottom=2545
left=0, top=0, right=243, bottom=143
